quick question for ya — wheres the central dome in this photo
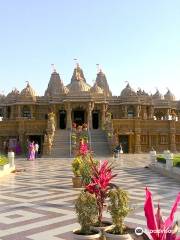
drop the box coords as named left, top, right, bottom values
left=120, top=83, right=137, bottom=97
left=67, top=79, right=91, bottom=93
left=67, top=64, right=91, bottom=94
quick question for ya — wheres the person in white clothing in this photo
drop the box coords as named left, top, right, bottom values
left=34, top=142, right=39, bottom=158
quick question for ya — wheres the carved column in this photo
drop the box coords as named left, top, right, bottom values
left=149, top=106, right=154, bottom=119
left=30, top=105, right=34, bottom=118
left=136, top=105, right=141, bottom=118
left=18, top=105, right=21, bottom=118
left=169, top=120, right=176, bottom=152
left=134, top=120, right=141, bottom=153
left=123, top=105, right=127, bottom=118
left=101, top=104, right=106, bottom=128
left=10, top=105, right=14, bottom=119
left=3, top=107, right=7, bottom=119
left=87, top=102, right=94, bottom=129
left=66, top=103, right=72, bottom=130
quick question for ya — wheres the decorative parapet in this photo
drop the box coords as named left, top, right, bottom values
left=43, top=112, right=56, bottom=156
left=149, top=150, right=180, bottom=182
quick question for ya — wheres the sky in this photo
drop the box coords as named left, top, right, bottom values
left=0, top=0, right=180, bottom=99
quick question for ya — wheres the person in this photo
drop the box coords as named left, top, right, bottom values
left=34, top=142, right=39, bottom=158
left=15, top=140, right=21, bottom=155
left=119, top=144, right=123, bottom=154
left=27, top=141, right=35, bottom=160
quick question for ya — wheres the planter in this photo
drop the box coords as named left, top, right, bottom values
left=91, top=221, right=112, bottom=240
left=104, top=226, right=149, bottom=240
left=73, top=229, right=102, bottom=239
left=72, top=176, right=82, bottom=188
left=0, top=163, right=10, bottom=171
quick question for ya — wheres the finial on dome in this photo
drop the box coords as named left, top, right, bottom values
left=51, top=64, right=56, bottom=73
left=96, top=64, right=100, bottom=73
left=73, top=58, right=79, bottom=68
left=25, top=81, right=30, bottom=87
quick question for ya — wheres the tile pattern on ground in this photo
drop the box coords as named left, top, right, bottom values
left=0, top=154, right=179, bottom=240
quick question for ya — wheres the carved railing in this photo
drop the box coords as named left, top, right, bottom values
left=0, top=119, right=46, bottom=136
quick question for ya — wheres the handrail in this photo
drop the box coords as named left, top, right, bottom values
left=88, top=129, right=92, bottom=150
left=69, top=130, right=72, bottom=157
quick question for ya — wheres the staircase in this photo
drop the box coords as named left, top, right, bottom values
left=90, top=129, right=111, bottom=157
left=50, top=130, right=70, bottom=158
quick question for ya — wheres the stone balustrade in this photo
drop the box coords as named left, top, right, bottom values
left=149, top=150, right=180, bottom=181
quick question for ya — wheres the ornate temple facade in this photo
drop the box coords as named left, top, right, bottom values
left=0, top=64, right=180, bottom=155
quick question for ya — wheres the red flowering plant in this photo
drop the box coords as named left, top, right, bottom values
left=144, top=187, right=180, bottom=240
left=79, top=139, right=88, bottom=156
left=85, top=158, right=117, bottom=226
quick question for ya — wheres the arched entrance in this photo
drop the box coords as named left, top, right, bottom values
left=73, top=110, right=85, bottom=126
left=59, top=110, right=66, bottom=129
left=119, top=135, right=129, bottom=153
left=92, top=110, right=99, bottom=129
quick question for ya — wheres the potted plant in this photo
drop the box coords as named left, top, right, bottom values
left=73, top=190, right=102, bottom=239
left=82, top=123, right=88, bottom=131
left=144, top=187, right=180, bottom=240
left=72, top=156, right=83, bottom=188
left=104, top=188, right=132, bottom=240
left=85, top=159, right=117, bottom=238
left=72, top=122, right=77, bottom=130
left=72, top=133, right=77, bottom=145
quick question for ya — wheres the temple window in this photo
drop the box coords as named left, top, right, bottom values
left=0, top=108, right=3, bottom=117
left=127, top=106, right=134, bottom=118
left=22, top=106, right=31, bottom=118
left=159, top=135, right=168, bottom=144
left=176, top=135, right=180, bottom=143
left=141, top=135, right=148, bottom=144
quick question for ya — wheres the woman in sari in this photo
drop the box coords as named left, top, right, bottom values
left=28, top=141, right=35, bottom=160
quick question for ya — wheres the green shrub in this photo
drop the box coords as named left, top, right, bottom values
left=108, top=188, right=131, bottom=235
left=72, top=156, right=82, bottom=177
left=173, top=156, right=180, bottom=168
left=0, top=155, right=9, bottom=166
left=75, top=191, right=98, bottom=235
left=156, top=156, right=166, bottom=164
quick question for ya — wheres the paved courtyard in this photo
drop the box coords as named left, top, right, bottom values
left=0, top=154, right=180, bottom=240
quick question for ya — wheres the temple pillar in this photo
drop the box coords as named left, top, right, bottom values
left=101, top=104, right=106, bottom=128
left=129, top=134, right=132, bottom=153
left=66, top=103, right=72, bottom=130
left=87, top=102, right=94, bottom=129
left=134, top=120, right=141, bottom=153
left=136, top=105, right=140, bottom=118
left=10, top=106, right=14, bottom=119
left=169, top=120, right=176, bottom=152
left=123, top=105, right=127, bottom=118
left=4, top=107, right=7, bottom=119
left=18, top=105, right=21, bottom=118
left=30, top=105, right=34, bottom=118
left=149, top=106, right=154, bottom=119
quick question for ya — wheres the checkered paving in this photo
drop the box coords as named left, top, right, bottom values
left=0, top=154, right=179, bottom=240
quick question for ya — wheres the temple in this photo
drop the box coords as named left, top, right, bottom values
left=0, top=64, right=180, bottom=156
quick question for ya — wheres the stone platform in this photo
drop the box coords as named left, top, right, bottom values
left=0, top=154, right=179, bottom=240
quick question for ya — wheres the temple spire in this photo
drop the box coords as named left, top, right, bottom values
left=51, top=64, right=56, bottom=73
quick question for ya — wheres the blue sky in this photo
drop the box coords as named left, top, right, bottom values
left=0, top=0, right=180, bottom=98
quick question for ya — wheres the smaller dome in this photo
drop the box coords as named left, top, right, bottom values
left=18, top=83, right=37, bottom=101
left=21, top=83, right=36, bottom=97
left=90, top=83, right=104, bottom=94
left=120, top=83, right=137, bottom=97
left=164, top=89, right=175, bottom=101
left=152, top=89, right=163, bottom=100
left=6, top=88, right=20, bottom=101
left=137, top=88, right=149, bottom=96
left=45, top=71, right=69, bottom=96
